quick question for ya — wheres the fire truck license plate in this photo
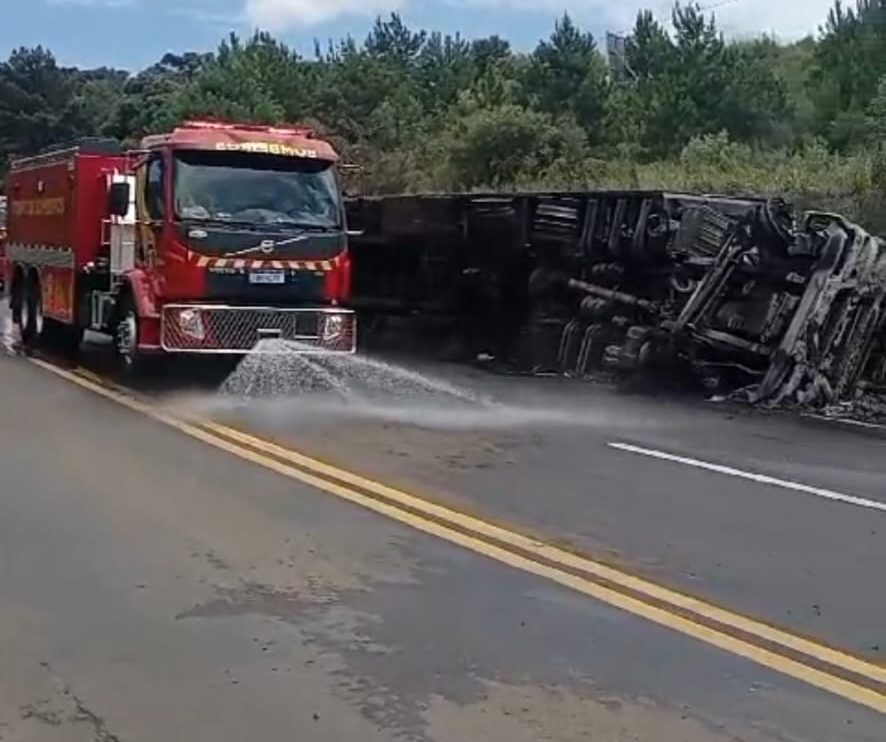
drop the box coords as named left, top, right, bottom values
left=248, top=270, right=286, bottom=285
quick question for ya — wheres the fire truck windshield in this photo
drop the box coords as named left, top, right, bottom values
left=173, top=149, right=341, bottom=230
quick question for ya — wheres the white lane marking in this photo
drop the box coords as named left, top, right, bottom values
left=803, top=413, right=886, bottom=432
left=609, top=442, right=886, bottom=514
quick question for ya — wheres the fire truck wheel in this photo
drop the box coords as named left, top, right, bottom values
left=19, top=274, right=44, bottom=347
left=113, top=295, right=143, bottom=374
left=9, top=269, right=23, bottom=324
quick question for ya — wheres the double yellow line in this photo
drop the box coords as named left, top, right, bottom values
left=30, top=357, right=886, bottom=714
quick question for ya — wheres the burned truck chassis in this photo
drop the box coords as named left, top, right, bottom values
left=345, top=191, right=886, bottom=407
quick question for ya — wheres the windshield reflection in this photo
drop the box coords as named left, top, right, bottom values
left=174, top=150, right=341, bottom=230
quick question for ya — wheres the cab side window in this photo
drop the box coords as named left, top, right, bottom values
left=145, top=155, right=165, bottom=220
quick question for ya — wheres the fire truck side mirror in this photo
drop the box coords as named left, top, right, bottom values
left=109, top=182, right=131, bottom=217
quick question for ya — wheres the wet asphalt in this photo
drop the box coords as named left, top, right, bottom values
left=0, top=333, right=884, bottom=741
left=201, top=356, right=886, bottom=661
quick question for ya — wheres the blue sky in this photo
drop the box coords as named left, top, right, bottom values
left=5, top=0, right=835, bottom=71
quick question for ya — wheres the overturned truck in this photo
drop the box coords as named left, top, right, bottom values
left=345, top=191, right=886, bottom=407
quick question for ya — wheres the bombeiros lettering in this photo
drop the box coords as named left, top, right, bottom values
left=214, top=141, right=319, bottom=158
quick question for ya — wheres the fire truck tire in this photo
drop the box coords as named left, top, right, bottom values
left=19, top=273, right=43, bottom=347
left=113, top=293, right=146, bottom=375
left=9, top=269, right=23, bottom=325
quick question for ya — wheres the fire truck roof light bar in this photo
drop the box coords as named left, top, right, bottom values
left=180, top=120, right=316, bottom=138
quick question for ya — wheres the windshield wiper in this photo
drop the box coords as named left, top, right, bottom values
left=181, top=216, right=338, bottom=233
left=180, top=216, right=265, bottom=231
left=271, top=220, right=340, bottom=232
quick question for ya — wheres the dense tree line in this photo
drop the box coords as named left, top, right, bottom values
left=4, top=1, right=886, bottom=223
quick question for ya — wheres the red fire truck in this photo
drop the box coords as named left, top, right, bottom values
left=3, top=121, right=356, bottom=370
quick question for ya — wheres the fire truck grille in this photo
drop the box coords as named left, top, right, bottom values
left=161, top=305, right=356, bottom=354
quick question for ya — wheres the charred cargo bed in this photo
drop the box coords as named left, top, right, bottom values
left=345, top=190, right=886, bottom=408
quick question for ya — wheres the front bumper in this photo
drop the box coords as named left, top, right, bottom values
left=160, top=304, right=356, bottom=354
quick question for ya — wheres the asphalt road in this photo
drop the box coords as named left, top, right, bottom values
left=212, top=366, right=886, bottom=658
left=0, top=341, right=885, bottom=741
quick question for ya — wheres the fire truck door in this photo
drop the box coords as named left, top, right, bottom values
left=134, top=154, right=164, bottom=270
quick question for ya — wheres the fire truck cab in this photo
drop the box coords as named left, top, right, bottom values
left=4, top=121, right=356, bottom=370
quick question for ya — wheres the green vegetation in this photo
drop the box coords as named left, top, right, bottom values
left=5, top=2, right=886, bottom=228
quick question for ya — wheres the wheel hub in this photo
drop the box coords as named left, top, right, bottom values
left=18, top=285, right=43, bottom=341
left=116, top=311, right=138, bottom=365
left=33, top=293, right=44, bottom=337
left=19, top=294, right=30, bottom=334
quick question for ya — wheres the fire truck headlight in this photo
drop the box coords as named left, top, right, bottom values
left=322, top=313, right=345, bottom=342
left=178, top=308, right=206, bottom=340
